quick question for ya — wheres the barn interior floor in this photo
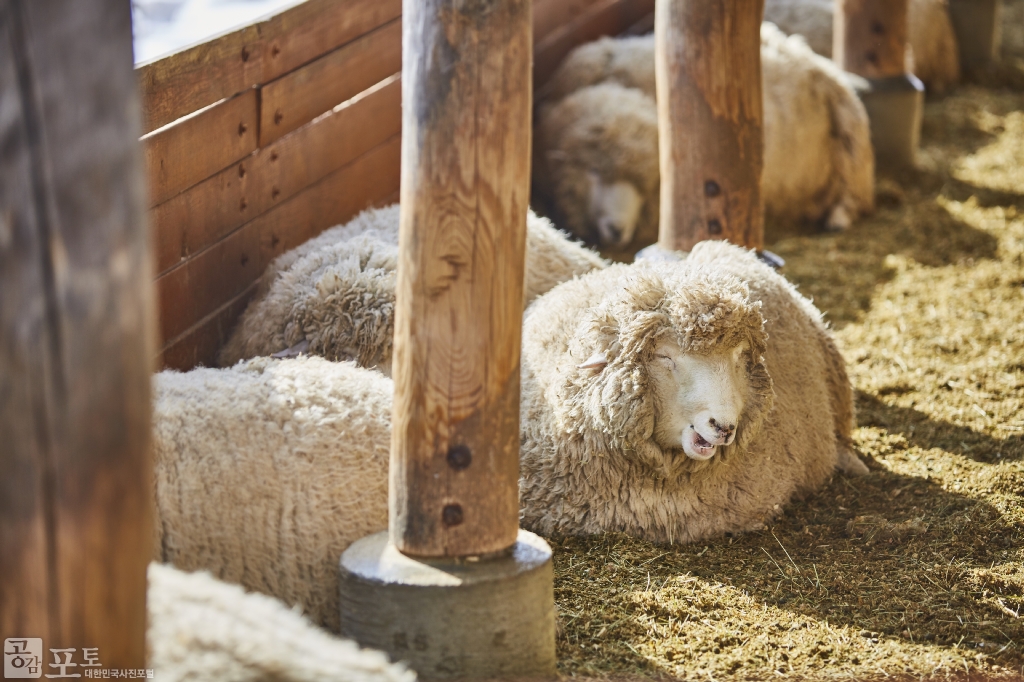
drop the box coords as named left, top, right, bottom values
left=552, top=7, right=1024, bottom=680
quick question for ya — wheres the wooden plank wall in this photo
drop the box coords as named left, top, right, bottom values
left=140, top=0, right=654, bottom=371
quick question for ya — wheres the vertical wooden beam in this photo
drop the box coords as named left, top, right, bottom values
left=390, top=0, right=531, bottom=558
left=0, top=0, right=154, bottom=670
left=654, top=0, right=765, bottom=253
left=834, top=0, right=910, bottom=78
left=835, top=0, right=923, bottom=169
left=947, top=0, right=1003, bottom=72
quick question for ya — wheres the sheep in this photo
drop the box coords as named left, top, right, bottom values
left=532, top=24, right=875, bottom=250
left=152, top=356, right=392, bottom=631
left=148, top=562, right=414, bottom=682
left=217, top=204, right=607, bottom=371
left=153, top=246, right=865, bottom=625
left=764, top=0, right=962, bottom=93
left=518, top=240, right=869, bottom=544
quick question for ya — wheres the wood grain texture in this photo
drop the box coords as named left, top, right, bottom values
left=259, top=18, right=401, bottom=146
left=136, top=0, right=401, bottom=134
left=390, top=0, right=532, bottom=557
left=159, top=281, right=259, bottom=370
left=834, top=0, right=910, bottom=79
left=257, top=0, right=402, bottom=82
left=137, top=24, right=261, bottom=134
left=142, top=88, right=258, bottom=207
left=655, top=0, right=764, bottom=252
left=155, top=133, right=400, bottom=349
left=0, top=0, right=153, bottom=667
left=534, top=0, right=655, bottom=86
left=151, top=74, right=401, bottom=275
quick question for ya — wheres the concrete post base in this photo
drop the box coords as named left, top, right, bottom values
left=859, top=74, right=925, bottom=171
left=948, top=0, right=1002, bottom=71
left=339, top=530, right=557, bottom=680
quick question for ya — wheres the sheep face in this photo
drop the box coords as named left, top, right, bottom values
left=649, top=338, right=750, bottom=460
left=587, top=172, right=644, bottom=247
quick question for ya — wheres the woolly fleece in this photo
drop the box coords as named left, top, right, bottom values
left=533, top=25, right=875, bottom=247
left=519, top=240, right=868, bottom=544
left=148, top=562, right=414, bottom=682
left=765, top=0, right=961, bottom=93
left=218, top=204, right=607, bottom=370
left=151, top=356, right=392, bottom=631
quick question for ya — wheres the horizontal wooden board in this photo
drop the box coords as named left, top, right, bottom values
left=534, top=0, right=655, bottom=86
left=534, top=0, right=602, bottom=45
left=256, top=133, right=401, bottom=263
left=159, top=281, right=259, bottom=370
left=259, top=18, right=402, bottom=145
left=151, top=74, right=401, bottom=275
left=136, top=0, right=402, bottom=134
left=143, top=89, right=258, bottom=207
left=258, top=0, right=402, bottom=83
left=137, top=24, right=261, bottom=134
left=155, top=133, right=401, bottom=346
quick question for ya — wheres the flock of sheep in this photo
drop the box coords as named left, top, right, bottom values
left=147, top=2, right=964, bottom=678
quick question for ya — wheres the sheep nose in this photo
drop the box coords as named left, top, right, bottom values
left=709, top=418, right=736, bottom=442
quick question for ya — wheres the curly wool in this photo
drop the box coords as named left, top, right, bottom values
left=765, top=0, right=961, bottom=93
left=152, top=356, right=392, bottom=631
left=148, top=563, right=414, bottom=682
left=533, top=24, right=875, bottom=246
left=218, top=204, right=607, bottom=370
left=519, top=240, right=865, bottom=544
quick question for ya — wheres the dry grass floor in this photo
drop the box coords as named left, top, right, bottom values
left=553, top=10, right=1024, bottom=681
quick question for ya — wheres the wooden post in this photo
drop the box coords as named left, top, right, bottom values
left=834, top=0, right=910, bottom=78
left=947, top=0, right=1003, bottom=72
left=390, top=0, right=530, bottom=558
left=654, top=0, right=765, bottom=253
left=835, top=0, right=923, bottom=169
left=0, top=0, right=153, bottom=672
left=339, top=2, right=556, bottom=677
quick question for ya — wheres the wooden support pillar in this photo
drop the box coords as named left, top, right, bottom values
left=835, top=0, right=923, bottom=169
left=389, top=0, right=530, bottom=559
left=654, top=0, right=765, bottom=253
left=339, top=0, right=556, bottom=678
left=0, top=0, right=153, bottom=673
left=947, top=0, right=1003, bottom=73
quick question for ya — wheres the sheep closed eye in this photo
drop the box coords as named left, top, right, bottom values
left=655, top=354, right=676, bottom=370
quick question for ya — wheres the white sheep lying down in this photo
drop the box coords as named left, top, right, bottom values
left=218, top=204, right=607, bottom=371
left=764, top=0, right=961, bottom=94
left=533, top=24, right=875, bottom=249
left=519, top=240, right=869, bottom=543
left=148, top=562, right=413, bottom=682
left=153, top=242, right=866, bottom=630
left=152, top=357, right=392, bottom=631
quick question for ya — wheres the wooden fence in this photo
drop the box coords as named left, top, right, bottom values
left=139, top=0, right=654, bottom=370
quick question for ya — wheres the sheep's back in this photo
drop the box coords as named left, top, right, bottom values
left=151, top=356, right=392, bottom=631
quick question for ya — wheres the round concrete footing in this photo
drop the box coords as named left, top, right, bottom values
left=339, top=530, right=556, bottom=680
left=948, top=0, right=1002, bottom=71
left=859, top=74, right=924, bottom=171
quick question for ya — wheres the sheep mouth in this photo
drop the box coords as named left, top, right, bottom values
left=684, top=429, right=718, bottom=460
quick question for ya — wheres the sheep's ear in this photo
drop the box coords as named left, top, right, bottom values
left=577, top=351, right=608, bottom=371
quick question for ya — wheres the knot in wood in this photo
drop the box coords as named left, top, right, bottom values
left=707, top=218, right=723, bottom=235
left=442, top=504, right=464, bottom=527
left=447, top=445, right=472, bottom=470
left=704, top=180, right=721, bottom=197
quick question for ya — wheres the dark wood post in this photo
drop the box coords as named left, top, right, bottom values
left=390, top=0, right=531, bottom=558
left=834, top=0, right=923, bottom=169
left=0, top=0, right=153, bottom=671
left=834, top=0, right=910, bottom=78
left=654, top=0, right=765, bottom=253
